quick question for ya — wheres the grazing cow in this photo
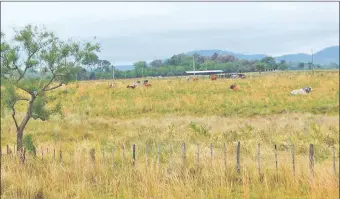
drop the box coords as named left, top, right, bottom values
left=127, top=85, right=136, bottom=89
left=230, top=84, right=239, bottom=91
left=127, top=82, right=137, bottom=89
left=290, top=87, right=312, bottom=96
left=210, top=75, right=217, bottom=80
left=186, top=76, right=190, bottom=81
left=193, top=77, right=199, bottom=81
left=144, top=83, right=152, bottom=88
left=109, top=83, right=115, bottom=88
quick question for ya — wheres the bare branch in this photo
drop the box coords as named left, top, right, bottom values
left=17, top=98, right=30, bottom=102
left=41, top=76, right=56, bottom=91
left=11, top=106, right=19, bottom=130
left=43, top=82, right=63, bottom=91
left=10, top=98, right=29, bottom=130
left=17, top=38, right=56, bottom=83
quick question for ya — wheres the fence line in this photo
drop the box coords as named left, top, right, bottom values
left=1, top=142, right=338, bottom=178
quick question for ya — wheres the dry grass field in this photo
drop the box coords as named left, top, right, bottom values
left=1, top=70, right=339, bottom=198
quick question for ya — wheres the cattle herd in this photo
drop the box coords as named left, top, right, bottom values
left=107, top=74, right=312, bottom=96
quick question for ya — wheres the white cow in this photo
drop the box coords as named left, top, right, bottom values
left=290, top=87, right=312, bottom=96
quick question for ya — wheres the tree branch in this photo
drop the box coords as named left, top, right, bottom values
left=17, top=38, right=55, bottom=83
left=10, top=98, right=29, bottom=131
left=43, top=82, right=63, bottom=91
left=11, top=106, right=19, bottom=130
left=41, top=75, right=56, bottom=91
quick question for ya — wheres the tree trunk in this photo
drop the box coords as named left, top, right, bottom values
left=16, top=96, right=35, bottom=151
left=17, top=129, right=23, bottom=151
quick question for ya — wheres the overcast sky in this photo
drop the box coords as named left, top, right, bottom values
left=1, top=2, right=339, bottom=65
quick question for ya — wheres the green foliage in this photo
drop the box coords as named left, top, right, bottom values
left=133, top=61, right=147, bottom=77
left=23, top=134, right=36, bottom=154
left=1, top=24, right=101, bottom=149
left=298, top=62, right=305, bottom=69
left=261, top=56, right=277, bottom=70
left=255, top=62, right=266, bottom=73
left=189, top=122, right=211, bottom=138
left=278, top=61, right=289, bottom=71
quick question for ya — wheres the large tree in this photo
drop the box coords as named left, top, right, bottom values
left=133, top=61, right=147, bottom=77
left=255, top=62, right=266, bottom=73
left=278, top=60, right=289, bottom=71
left=1, top=25, right=100, bottom=151
left=298, top=62, right=305, bottom=70
left=261, top=56, right=277, bottom=71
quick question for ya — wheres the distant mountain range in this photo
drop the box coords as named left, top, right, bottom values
left=187, top=46, right=339, bottom=65
left=114, top=46, right=339, bottom=71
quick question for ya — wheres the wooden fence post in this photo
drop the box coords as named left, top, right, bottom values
left=41, top=146, right=44, bottom=161
left=59, top=150, right=62, bottom=163
left=332, top=145, right=336, bottom=175
left=182, top=142, right=186, bottom=166
left=291, top=144, right=295, bottom=176
left=257, top=143, right=261, bottom=177
left=210, top=143, right=213, bottom=167
left=236, top=141, right=240, bottom=174
left=102, top=149, right=105, bottom=163
left=33, top=147, right=36, bottom=157
left=112, top=148, right=115, bottom=167
left=90, top=148, right=95, bottom=164
left=196, top=144, right=200, bottom=167
left=122, top=144, right=125, bottom=165
left=145, top=144, right=148, bottom=167
left=132, top=144, right=136, bottom=167
left=6, top=144, right=9, bottom=155
left=223, top=143, right=227, bottom=168
left=274, top=144, right=278, bottom=171
left=170, top=144, right=173, bottom=166
left=53, top=149, right=56, bottom=160
left=309, top=144, right=314, bottom=178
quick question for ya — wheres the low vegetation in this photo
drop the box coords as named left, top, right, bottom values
left=1, top=70, right=339, bottom=198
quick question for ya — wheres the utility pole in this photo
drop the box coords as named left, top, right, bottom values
left=311, top=49, right=314, bottom=70
left=193, top=56, right=196, bottom=77
left=112, top=61, right=115, bottom=80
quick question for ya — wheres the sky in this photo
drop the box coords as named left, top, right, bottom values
left=1, top=2, right=339, bottom=65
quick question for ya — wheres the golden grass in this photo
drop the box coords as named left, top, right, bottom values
left=1, top=70, right=339, bottom=198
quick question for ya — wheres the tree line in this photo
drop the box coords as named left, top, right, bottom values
left=75, top=52, right=338, bottom=80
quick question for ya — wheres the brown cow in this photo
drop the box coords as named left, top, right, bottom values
left=144, top=83, right=152, bottom=88
left=193, top=77, right=199, bottom=81
left=230, top=84, right=239, bottom=91
left=210, top=75, right=217, bottom=80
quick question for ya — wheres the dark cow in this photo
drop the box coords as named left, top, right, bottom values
left=230, top=84, right=239, bottom=91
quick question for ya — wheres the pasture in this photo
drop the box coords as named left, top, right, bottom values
left=1, top=70, right=339, bottom=198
